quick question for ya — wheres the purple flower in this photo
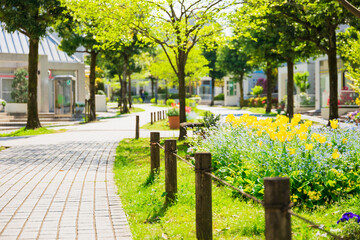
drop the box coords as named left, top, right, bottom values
left=337, top=212, right=360, bottom=224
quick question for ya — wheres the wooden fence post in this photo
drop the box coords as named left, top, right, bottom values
left=195, top=153, right=212, bottom=240
left=150, top=132, right=160, bottom=174
left=154, top=111, right=156, bottom=122
left=164, top=139, right=177, bottom=205
left=84, top=99, right=87, bottom=122
left=162, top=110, right=165, bottom=119
left=264, top=177, right=291, bottom=240
left=158, top=111, right=161, bottom=121
left=135, top=115, right=140, bottom=139
left=151, top=112, right=153, bottom=125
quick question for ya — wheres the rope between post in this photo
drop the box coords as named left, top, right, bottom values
left=203, top=171, right=263, bottom=204
left=289, top=210, right=343, bottom=240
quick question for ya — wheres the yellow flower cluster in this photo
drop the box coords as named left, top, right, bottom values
left=226, top=114, right=317, bottom=144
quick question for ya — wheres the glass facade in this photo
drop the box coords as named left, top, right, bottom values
left=227, top=80, right=237, bottom=96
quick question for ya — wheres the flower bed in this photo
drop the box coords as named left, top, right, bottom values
left=190, top=114, right=360, bottom=208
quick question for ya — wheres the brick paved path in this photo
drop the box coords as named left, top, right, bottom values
left=0, top=105, right=179, bottom=240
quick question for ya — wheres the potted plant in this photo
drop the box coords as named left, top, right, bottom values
left=0, top=99, right=6, bottom=112
left=167, top=106, right=180, bottom=129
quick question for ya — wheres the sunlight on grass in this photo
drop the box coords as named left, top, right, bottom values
left=0, top=127, right=66, bottom=137
left=141, top=119, right=172, bottom=131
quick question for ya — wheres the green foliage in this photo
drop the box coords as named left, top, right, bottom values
left=166, top=99, right=175, bottom=106
left=201, top=111, right=221, bottom=128
left=97, top=90, right=105, bottom=95
left=11, top=69, right=28, bottom=103
left=340, top=221, right=360, bottom=240
left=251, top=86, right=263, bottom=97
left=214, top=93, right=224, bottom=101
left=167, top=107, right=179, bottom=117
left=294, top=72, right=310, bottom=93
left=150, top=98, right=156, bottom=103
left=191, top=115, right=360, bottom=208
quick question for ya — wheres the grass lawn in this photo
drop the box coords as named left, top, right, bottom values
left=114, top=138, right=360, bottom=239
left=0, top=127, right=66, bottom=137
left=141, top=119, right=173, bottom=131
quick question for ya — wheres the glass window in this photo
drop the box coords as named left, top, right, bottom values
left=227, top=80, right=237, bottom=96
left=2, top=79, right=13, bottom=102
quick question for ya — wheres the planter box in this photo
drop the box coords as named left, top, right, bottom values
left=5, top=103, right=27, bottom=114
left=168, top=115, right=180, bottom=129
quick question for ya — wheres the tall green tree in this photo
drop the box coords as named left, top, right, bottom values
left=269, top=0, right=360, bottom=121
left=56, top=14, right=101, bottom=121
left=217, top=40, right=254, bottom=108
left=202, top=47, right=226, bottom=106
left=0, top=0, right=64, bottom=129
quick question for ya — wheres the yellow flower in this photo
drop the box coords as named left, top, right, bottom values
left=305, top=143, right=314, bottom=150
left=257, top=141, right=263, bottom=147
left=288, top=148, right=296, bottom=155
left=328, top=143, right=332, bottom=147
left=356, top=97, right=360, bottom=106
left=318, top=136, right=327, bottom=144
left=277, top=131, right=287, bottom=143
left=311, top=133, right=320, bottom=141
left=342, top=138, right=348, bottom=144
left=332, top=149, right=340, bottom=159
left=330, top=119, right=338, bottom=129
left=298, top=133, right=307, bottom=141
left=225, top=114, right=235, bottom=123
left=307, top=190, right=321, bottom=201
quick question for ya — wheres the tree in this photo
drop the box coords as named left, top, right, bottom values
left=11, top=69, right=28, bottom=103
left=116, top=0, right=233, bottom=139
left=56, top=13, right=101, bottom=121
left=0, top=0, right=64, bottom=129
left=269, top=0, right=360, bottom=121
left=336, top=0, right=360, bottom=18
left=202, top=46, right=226, bottom=106
left=217, top=40, right=254, bottom=108
left=232, top=1, right=319, bottom=117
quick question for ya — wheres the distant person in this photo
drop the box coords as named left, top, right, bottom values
left=140, top=89, right=145, bottom=103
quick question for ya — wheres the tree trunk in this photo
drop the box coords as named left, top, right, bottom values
left=121, top=57, right=129, bottom=114
left=26, top=37, right=41, bottom=129
left=165, top=79, right=169, bottom=102
left=128, top=73, right=132, bottom=109
left=178, top=50, right=187, bottom=140
left=239, top=72, right=245, bottom=108
left=265, top=62, right=273, bottom=114
left=210, top=77, right=215, bottom=106
left=327, top=29, right=339, bottom=121
left=118, top=74, right=123, bottom=108
left=151, top=77, right=155, bottom=99
left=88, top=50, right=97, bottom=122
left=287, top=60, right=294, bottom=119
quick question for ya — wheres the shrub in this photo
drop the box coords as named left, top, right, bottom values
left=138, top=98, right=143, bottom=103
left=158, top=100, right=164, bottom=105
left=167, top=107, right=179, bottom=116
left=186, top=98, right=197, bottom=107
left=201, top=111, right=221, bottom=128
left=133, top=98, right=139, bottom=104
left=97, top=90, right=106, bottom=95
left=190, top=114, right=360, bottom=208
left=11, top=68, right=28, bottom=103
left=294, top=72, right=310, bottom=93
left=166, top=99, right=176, bottom=106
left=214, top=93, right=224, bottom=101
left=251, top=85, right=263, bottom=97
left=150, top=98, right=156, bottom=103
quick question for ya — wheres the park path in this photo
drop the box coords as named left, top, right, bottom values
left=0, top=104, right=178, bottom=240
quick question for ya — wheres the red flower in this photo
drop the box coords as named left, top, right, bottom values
left=171, top=103, right=176, bottom=107
left=185, top=106, right=192, bottom=113
left=262, top=100, right=266, bottom=104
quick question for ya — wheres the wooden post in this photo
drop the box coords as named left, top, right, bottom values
left=164, top=139, right=177, bottom=204
left=84, top=99, right=87, bottom=122
left=158, top=111, right=161, bottom=121
left=154, top=111, right=156, bottom=122
left=195, top=153, right=212, bottom=240
left=150, top=132, right=160, bottom=174
left=151, top=112, right=153, bottom=125
left=264, top=177, right=291, bottom=240
left=163, top=110, right=165, bottom=119
left=135, top=115, right=140, bottom=139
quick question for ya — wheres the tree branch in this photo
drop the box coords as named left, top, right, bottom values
left=336, top=0, right=360, bottom=18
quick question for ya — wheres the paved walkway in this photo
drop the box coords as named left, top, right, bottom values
left=0, top=104, right=176, bottom=240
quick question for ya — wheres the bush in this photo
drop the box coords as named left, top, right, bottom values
left=201, top=111, right=221, bottom=128
left=97, top=90, right=106, bottom=95
left=252, top=85, right=263, bottom=97
left=214, top=93, right=224, bottom=101
left=158, top=100, right=164, bottom=105
left=167, top=107, right=179, bottom=116
left=11, top=68, right=28, bottom=103
left=186, top=98, right=197, bottom=107
left=190, top=115, right=360, bottom=208
left=150, top=98, right=156, bottom=103
left=166, top=99, right=176, bottom=106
